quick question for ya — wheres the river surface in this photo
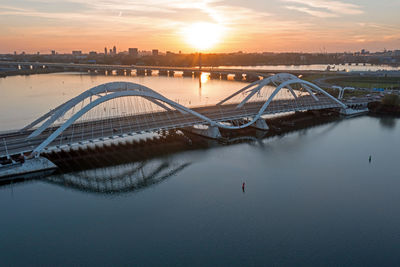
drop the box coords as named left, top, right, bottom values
left=0, top=73, right=400, bottom=266
left=219, top=64, right=400, bottom=72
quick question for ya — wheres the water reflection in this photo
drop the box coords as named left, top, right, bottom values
left=46, top=160, right=191, bottom=195
left=200, top=72, right=210, bottom=84
left=379, top=116, right=397, bottom=129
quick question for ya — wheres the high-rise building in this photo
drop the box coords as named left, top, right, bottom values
left=113, top=45, right=117, bottom=55
left=109, top=49, right=112, bottom=55
left=104, top=47, right=107, bottom=55
left=129, top=48, right=138, bottom=57
left=51, top=50, right=56, bottom=55
left=152, top=49, right=159, bottom=56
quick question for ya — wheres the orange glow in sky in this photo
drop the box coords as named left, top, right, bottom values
left=182, top=22, right=224, bottom=51
left=0, top=0, right=399, bottom=54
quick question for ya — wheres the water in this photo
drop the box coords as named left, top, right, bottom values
left=1, top=74, right=400, bottom=266
left=219, top=64, right=400, bottom=72
left=0, top=73, right=243, bottom=131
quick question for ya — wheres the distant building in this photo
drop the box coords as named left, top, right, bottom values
left=72, top=50, right=82, bottom=56
left=361, top=49, right=370, bottom=55
left=113, top=45, right=117, bottom=55
left=89, top=51, right=97, bottom=56
left=51, top=50, right=56, bottom=56
left=129, top=48, right=138, bottom=57
left=152, top=49, right=159, bottom=56
left=139, top=50, right=152, bottom=56
left=104, top=47, right=107, bottom=55
left=109, top=49, right=112, bottom=55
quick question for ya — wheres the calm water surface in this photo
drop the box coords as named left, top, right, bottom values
left=0, top=74, right=400, bottom=266
left=220, top=64, right=400, bottom=72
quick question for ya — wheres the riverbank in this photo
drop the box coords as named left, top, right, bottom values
left=368, top=102, right=400, bottom=116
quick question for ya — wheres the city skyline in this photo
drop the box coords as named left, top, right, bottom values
left=0, top=0, right=399, bottom=53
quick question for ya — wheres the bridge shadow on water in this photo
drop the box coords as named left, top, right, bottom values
left=0, top=110, right=343, bottom=195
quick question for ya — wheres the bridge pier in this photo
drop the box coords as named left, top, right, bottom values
left=159, top=70, right=168, bottom=76
left=98, top=69, right=106, bottom=75
left=252, top=119, right=269, bottom=131
left=193, top=71, right=201, bottom=78
left=220, top=73, right=228, bottom=80
left=168, top=70, right=175, bottom=77
left=136, top=69, right=145, bottom=76
left=210, top=73, right=220, bottom=80
left=234, top=74, right=244, bottom=81
left=183, top=71, right=193, bottom=77
left=145, top=69, right=152, bottom=76
left=246, top=74, right=260, bottom=82
left=189, top=125, right=221, bottom=139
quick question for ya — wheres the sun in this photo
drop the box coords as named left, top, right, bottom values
left=183, top=22, right=223, bottom=51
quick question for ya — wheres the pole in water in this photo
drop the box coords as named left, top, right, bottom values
left=369, top=155, right=372, bottom=163
left=198, top=52, right=202, bottom=89
left=242, top=182, right=245, bottom=192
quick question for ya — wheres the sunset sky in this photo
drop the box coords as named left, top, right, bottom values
left=0, top=0, right=399, bottom=54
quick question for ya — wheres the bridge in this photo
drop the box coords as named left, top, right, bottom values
left=0, top=73, right=349, bottom=163
left=0, top=61, right=324, bottom=82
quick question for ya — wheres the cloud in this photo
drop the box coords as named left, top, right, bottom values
left=283, top=0, right=363, bottom=17
left=285, top=5, right=336, bottom=18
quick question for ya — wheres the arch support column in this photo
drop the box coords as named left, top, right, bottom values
left=189, top=125, right=221, bottom=139
left=252, top=119, right=269, bottom=131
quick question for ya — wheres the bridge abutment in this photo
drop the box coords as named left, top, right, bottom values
left=340, top=107, right=369, bottom=116
left=189, top=125, right=222, bottom=139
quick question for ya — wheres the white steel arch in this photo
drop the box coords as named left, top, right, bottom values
left=217, top=73, right=299, bottom=106
left=25, top=82, right=177, bottom=138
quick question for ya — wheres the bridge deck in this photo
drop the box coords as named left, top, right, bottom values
left=0, top=95, right=341, bottom=157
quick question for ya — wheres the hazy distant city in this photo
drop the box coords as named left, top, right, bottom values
left=2, top=47, right=400, bottom=66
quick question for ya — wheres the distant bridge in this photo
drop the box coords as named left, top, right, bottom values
left=0, top=61, right=326, bottom=82
left=0, top=73, right=348, bottom=160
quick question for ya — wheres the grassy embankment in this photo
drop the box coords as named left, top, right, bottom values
left=302, top=73, right=400, bottom=98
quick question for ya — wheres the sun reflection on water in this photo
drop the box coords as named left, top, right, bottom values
left=200, top=72, right=210, bottom=84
